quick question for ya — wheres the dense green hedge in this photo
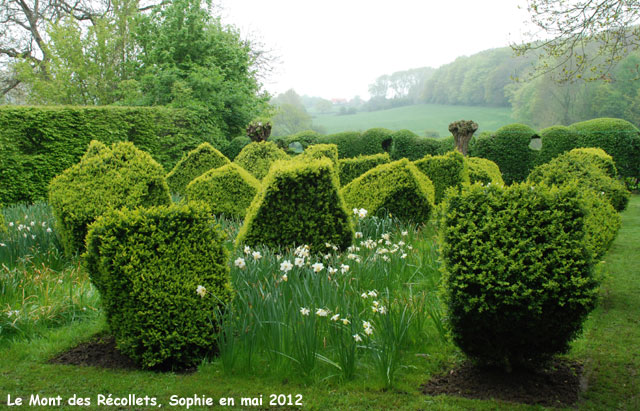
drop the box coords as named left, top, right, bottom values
left=166, top=143, right=230, bottom=195
left=319, top=131, right=364, bottom=158
left=49, top=141, right=171, bottom=256
left=186, top=163, right=260, bottom=219
left=234, top=141, right=289, bottom=180
left=465, top=157, right=504, bottom=185
left=414, top=151, right=469, bottom=204
left=300, top=144, right=339, bottom=170
left=85, top=202, right=234, bottom=370
left=0, top=106, right=222, bottom=205
left=389, top=129, right=441, bottom=161
left=338, top=153, right=391, bottom=186
left=537, top=125, right=580, bottom=165
left=564, top=147, right=618, bottom=178
left=221, top=136, right=251, bottom=161
left=341, top=159, right=435, bottom=223
left=236, top=158, right=353, bottom=252
left=440, top=182, right=599, bottom=368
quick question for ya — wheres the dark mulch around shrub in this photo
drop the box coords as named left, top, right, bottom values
left=420, top=359, right=584, bottom=407
left=48, top=333, right=138, bottom=370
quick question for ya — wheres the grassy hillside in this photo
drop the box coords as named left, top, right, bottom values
left=312, top=103, right=513, bottom=136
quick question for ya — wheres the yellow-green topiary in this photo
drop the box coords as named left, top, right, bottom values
left=300, top=144, right=339, bottom=170
left=186, top=163, right=261, bottom=219
left=234, top=141, right=289, bottom=180
left=564, top=147, right=617, bottom=178
left=165, top=143, right=230, bottom=195
left=414, top=151, right=470, bottom=204
left=338, top=153, right=391, bottom=186
left=341, top=159, right=435, bottom=223
left=466, top=157, right=504, bottom=186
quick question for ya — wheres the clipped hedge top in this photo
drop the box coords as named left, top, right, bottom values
left=300, top=144, right=339, bottom=169
left=413, top=151, right=469, bottom=204
left=234, top=141, right=289, bottom=180
left=338, top=152, right=391, bottom=186
left=465, top=156, right=504, bottom=186
left=165, top=142, right=230, bottom=195
left=565, top=147, right=617, bottom=178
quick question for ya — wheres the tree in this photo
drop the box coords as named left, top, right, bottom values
left=514, top=0, right=640, bottom=82
left=270, top=103, right=312, bottom=136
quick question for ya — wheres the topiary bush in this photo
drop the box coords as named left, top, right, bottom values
left=236, top=158, right=353, bottom=252
left=282, top=130, right=321, bottom=150
left=570, top=117, right=640, bottom=178
left=341, top=159, right=435, bottom=223
left=186, top=163, right=261, bottom=219
left=578, top=188, right=621, bottom=260
left=0, top=206, right=5, bottom=234
left=414, top=151, right=470, bottom=204
left=221, top=136, right=251, bottom=161
left=300, top=144, right=339, bottom=170
left=49, top=141, right=171, bottom=256
left=465, top=157, right=504, bottom=186
left=338, top=153, right=391, bottom=186
left=527, top=149, right=630, bottom=211
left=234, top=141, right=290, bottom=180
left=320, top=131, right=364, bottom=158
left=361, top=127, right=394, bottom=154
left=389, top=129, right=441, bottom=161
left=165, top=143, right=230, bottom=195
left=84, top=202, right=234, bottom=370
left=537, top=125, right=580, bottom=165
left=440, top=182, right=599, bottom=369
left=564, top=147, right=618, bottom=178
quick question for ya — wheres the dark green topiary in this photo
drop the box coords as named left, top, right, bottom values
left=527, top=149, right=630, bottom=211
left=236, top=158, right=353, bottom=252
left=465, top=157, right=504, bottom=185
left=283, top=130, right=321, bottom=150
left=49, top=141, right=171, bottom=256
left=300, top=144, right=339, bottom=170
left=414, top=151, right=470, bottom=204
left=222, top=136, right=251, bottom=161
left=165, top=143, right=230, bottom=195
left=436, top=136, right=456, bottom=155
left=186, top=163, right=261, bottom=219
left=570, top=117, right=640, bottom=178
left=389, top=129, right=441, bottom=161
left=84, top=202, right=234, bottom=370
left=441, top=182, right=599, bottom=369
left=234, top=141, right=290, bottom=180
left=341, top=159, right=435, bottom=223
left=320, top=131, right=364, bottom=158
left=564, top=147, right=618, bottom=178
left=361, top=128, right=394, bottom=154
left=338, top=153, right=391, bottom=186
left=537, top=125, right=580, bottom=165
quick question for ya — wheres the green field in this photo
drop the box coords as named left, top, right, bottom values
left=312, top=104, right=514, bottom=136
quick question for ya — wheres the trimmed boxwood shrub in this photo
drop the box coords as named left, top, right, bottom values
left=436, top=136, right=456, bottom=155
left=281, top=130, right=321, bottom=150
left=84, top=202, right=234, bottom=370
left=0, top=207, right=5, bottom=233
left=537, top=125, right=579, bottom=165
left=221, top=136, right=251, bottom=161
left=320, top=131, right=364, bottom=158
left=528, top=149, right=630, bottom=211
left=472, top=123, right=538, bottom=184
left=165, top=143, right=230, bottom=195
left=466, top=157, right=504, bottom=185
left=300, top=144, right=339, bottom=170
left=361, top=127, right=394, bottom=154
left=338, top=153, right=391, bottom=186
left=579, top=188, right=621, bottom=259
left=570, top=117, right=640, bottom=178
left=389, top=129, right=441, bottom=161
left=564, top=147, right=618, bottom=178
left=341, top=159, right=435, bottom=223
left=186, top=163, right=260, bottom=219
left=440, top=182, right=599, bottom=369
left=234, top=141, right=289, bottom=180
left=414, top=151, right=470, bottom=204
left=236, top=158, right=353, bottom=252
left=48, top=141, right=171, bottom=256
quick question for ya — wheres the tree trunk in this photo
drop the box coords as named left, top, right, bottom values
left=448, top=120, right=478, bottom=156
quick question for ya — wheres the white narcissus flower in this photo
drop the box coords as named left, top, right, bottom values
left=353, top=334, right=362, bottom=342
left=353, top=208, right=359, bottom=215
left=281, top=274, right=288, bottom=282
left=340, top=264, right=350, bottom=273
left=311, top=262, right=324, bottom=273
left=252, top=251, right=262, bottom=260
left=355, top=231, right=363, bottom=239
left=342, top=318, right=350, bottom=325
left=381, top=233, right=390, bottom=241
left=381, top=255, right=390, bottom=262
left=361, top=292, right=368, bottom=299
left=300, top=307, right=310, bottom=316
left=364, top=326, right=374, bottom=336
left=378, top=306, right=387, bottom=314
left=401, top=230, right=408, bottom=236
left=362, top=320, right=372, bottom=329
left=8, top=222, right=14, bottom=227
left=368, top=290, right=378, bottom=298
left=244, top=245, right=251, bottom=255
left=294, top=257, right=305, bottom=267
left=328, top=267, right=337, bottom=274
left=401, top=253, right=407, bottom=259
left=358, top=208, right=368, bottom=218
left=280, top=260, right=293, bottom=272
left=330, top=314, right=340, bottom=321
left=316, top=308, right=329, bottom=317
left=196, top=285, right=207, bottom=298
left=46, top=227, right=52, bottom=233
left=234, top=257, right=246, bottom=269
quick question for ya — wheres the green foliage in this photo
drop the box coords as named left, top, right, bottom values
left=440, top=182, right=599, bottom=368
left=565, top=147, right=618, bottom=178
left=338, top=153, right=391, bottom=186
left=283, top=130, right=321, bottom=149
left=528, top=149, right=630, bottom=211
left=413, top=151, right=470, bottom=204
left=0, top=106, right=222, bottom=205
left=578, top=189, right=621, bottom=260
left=318, top=129, right=393, bottom=159
left=236, top=158, right=353, bottom=251
left=48, top=141, right=171, bottom=256
left=0, top=208, right=5, bottom=234
left=299, top=144, right=339, bottom=171
left=389, top=129, right=441, bottom=161
left=186, top=163, right=260, bottom=219
left=222, top=136, right=252, bottom=161
left=84, top=202, right=234, bottom=369
left=570, top=118, right=640, bottom=178
left=465, top=157, right=504, bottom=185
left=537, top=125, right=580, bottom=165
left=234, top=141, right=290, bottom=180
left=472, top=123, right=538, bottom=184
left=360, top=128, right=394, bottom=154
left=320, top=132, right=364, bottom=158
left=166, top=143, right=230, bottom=195
left=341, top=159, right=435, bottom=223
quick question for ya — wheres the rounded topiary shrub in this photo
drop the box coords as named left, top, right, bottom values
left=570, top=117, right=640, bottom=178
left=186, top=163, right=261, bottom=219
left=165, top=143, right=230, bottom=195
left=234, top=141, right=289, bottom=180
left=236, top=158, right=353, bottom=252
left=389, top=129, right=441, bottom=161
left=564, top=147, right=618, bottom=178
left=440, top=182, right=599, bottom=369
left=280, top=130, right=321, bottom=151
left=85, top=202, right=233, bottom=370
left=361, top=127, right=394, bottom=154
left=300, top=144, right=339, bottom=170
left=414, top=151, right=470, bottom=204
left=320, top=131, right=364, bottom=158
left=537, top=125, right=579, bottom=165
left=338, top=153, right=391, bottom=186
left=578, top=188, right=620, bottom=259
left=48, top=141, right=171, bottom=256
left=341, top=158, right=435, bottom=223
left=221, top=136, right=251, bottom=160
left=465, top=157, right=504, bottom=186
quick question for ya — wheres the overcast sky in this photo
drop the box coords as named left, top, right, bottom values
left=217, top=0, right=535, bottom=100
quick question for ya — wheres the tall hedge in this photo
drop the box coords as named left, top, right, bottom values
left=85, top=202, right=234, bottom=370
left=389, top=129, right=441, bottom=161
left=0, top=106, right=222, bottom=205
left=338, top=153, right=391, bottom=186
left=537, top=125, right=579, bottom=165
left=49, top=141, right=171, bottom=255
left=165, top=143, right=230, bottom=195
left=221, top=136, right=251, bottom=161
left=413, top=151, right=470, bottom=204
left=320, top=131, right=364, bottom=158
left=234, top=141, right=289, bottom=180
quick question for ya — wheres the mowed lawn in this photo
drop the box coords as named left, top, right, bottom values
left=312, top=104, right=514, bottom=137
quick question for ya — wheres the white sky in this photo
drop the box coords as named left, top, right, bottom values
left=217, top=0, right=535, bottom=100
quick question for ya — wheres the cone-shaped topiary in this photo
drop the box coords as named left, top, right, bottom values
left=414, top=151, right=470, bottom=204
left=236, top=158, right=353, bottom=252
left=234, top=141, right=289, bottom=180
left=165, top=143, right=230, bottom=195
left=465, top=157, right=504, bottom=185
left=84, top=202, right=234, bottom=370
left=186, top=163, right=261, bottom=219
left=338, top=153, right=391, bottom=186
left=49, top=141, right=171, bottom=256
left=341, top=159, right=435, bottom=223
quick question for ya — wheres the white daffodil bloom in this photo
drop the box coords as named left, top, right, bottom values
left=196, top=285, right=207, bottom=298
left=311, top=262, right=324, bottom=273
left=234, top=257, right=246, bottom=269
left=331, top=314, right=340, bottom=321
left=280, top=260, right=293, bottom=272
left=353, top=333, right=362, bottom=342
left=316, top=308, right=329, bottom=317
left=300, top=307, right=310, bottom=316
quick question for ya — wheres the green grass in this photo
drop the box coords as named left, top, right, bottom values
left=312, top=104, right=514, bottom=137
